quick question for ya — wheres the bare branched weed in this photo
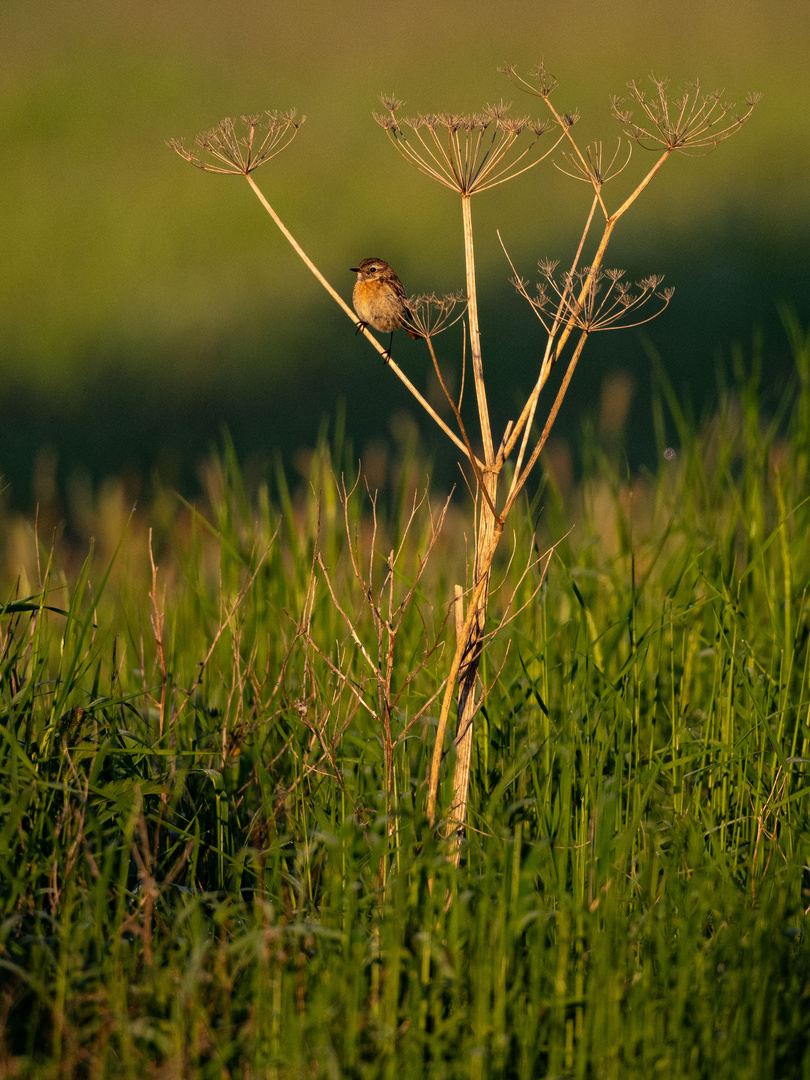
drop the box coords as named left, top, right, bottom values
left=301, top=480, right=455, bottom=883
left=170, top=66, right=758, bottom=857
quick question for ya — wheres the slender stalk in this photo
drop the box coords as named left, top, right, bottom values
left=506, top=191, right=600, bottom=480
left=425, top=336, right=499, bottom=521
left=501, top=216, right=617, bottom=496
left=436, top=192, right=504, bottom=846
left=502, top=148, right=673, bottom=497
left=610, top=148, right=673, bottom=221
left=503, top=330, right=590, bottom=518
left=430, top=337, right=592, bottom=844
left=244, top=173, right=476, bottom=466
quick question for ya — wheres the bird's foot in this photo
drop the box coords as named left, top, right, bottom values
left=355, top=320, right=366, bottom=336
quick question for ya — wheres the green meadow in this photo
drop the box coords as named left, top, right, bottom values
left=1, top=314, right=809, bottom=1076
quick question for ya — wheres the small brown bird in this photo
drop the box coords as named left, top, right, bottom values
left=350, top=257, right=421, bottom=362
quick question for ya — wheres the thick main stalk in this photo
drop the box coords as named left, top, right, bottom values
left=444, top=469, right=499, bottom=863
left=462, top=195, right=494, bottom=466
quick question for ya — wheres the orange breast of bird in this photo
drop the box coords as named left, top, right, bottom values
left=353, top=280, right=405, bottom=333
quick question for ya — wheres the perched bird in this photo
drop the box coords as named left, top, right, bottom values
left=350, top=258, right=421, bottom=361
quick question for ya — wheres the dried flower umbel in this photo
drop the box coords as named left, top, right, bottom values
left=554, top=139, right=632, bottom=188
left=404, top=292, right=468, bottom=339
left=612, top=78, right=761, bottom=155
left=168, top=111, right=304, bottom=174
left=375, top=98, right=558, bottom=195
left=514, top=265, right=674, bottom=334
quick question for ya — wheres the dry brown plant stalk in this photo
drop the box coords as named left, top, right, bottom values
left=285, top=477, right=456, bottom=885
left=170, top=69, right=758, bottom=857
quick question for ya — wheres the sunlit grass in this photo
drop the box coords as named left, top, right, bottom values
left=0, top=319, right=809, bottom=1077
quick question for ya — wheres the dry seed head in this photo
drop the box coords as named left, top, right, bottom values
left=530, top=62, right=558, bottom=97
left=373, top=112, right=400, bottom=132
left=533, top=282, right=552, bottom=308
left=485, top=101, right=512, bottom=122
left=638, top=274, right=664, bottom=290
left=500, top=116, right=531, bottom=136
left=500, top=61, right=558, bottom=100
left=461, top=114, right=486, bottom=132
left=555, top=138, right=632, bottom=187
left=610, top=98, right=633, bottom=124
left=380, top=94, right=405, bottom=112
left=405, top=292, right=468, bottom=338
left=612, top=76, right=759, bottom=154
left=516, top=262, right=674, bottom=332
left=377, top=95, right=558, bottom=195
left=169, top=109, right=303, bottom=174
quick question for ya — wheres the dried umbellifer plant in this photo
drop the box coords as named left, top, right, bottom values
left=170, top=68, right=758, bottom=858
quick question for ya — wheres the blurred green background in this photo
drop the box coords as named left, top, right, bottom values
left=2, top=0, right=808, bottom=509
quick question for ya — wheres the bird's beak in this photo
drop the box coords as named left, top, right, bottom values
left=349, top=267, right=359, bottom=273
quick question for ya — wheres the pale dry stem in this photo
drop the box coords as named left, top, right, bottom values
left=147, top=530, right=167, bottom=740
left=172, top=534, right=274, bottom=728
left=305, top=479, right=456, bottom=815
left=424, top=335, right=497, bottom=519
left=241, top=173, right=473, bottom=463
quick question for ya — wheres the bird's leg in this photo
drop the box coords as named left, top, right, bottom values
left=382, top=331, right=394, bottom=364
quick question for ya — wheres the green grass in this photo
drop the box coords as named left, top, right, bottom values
left=1, top=316, right=809, bottom=1077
